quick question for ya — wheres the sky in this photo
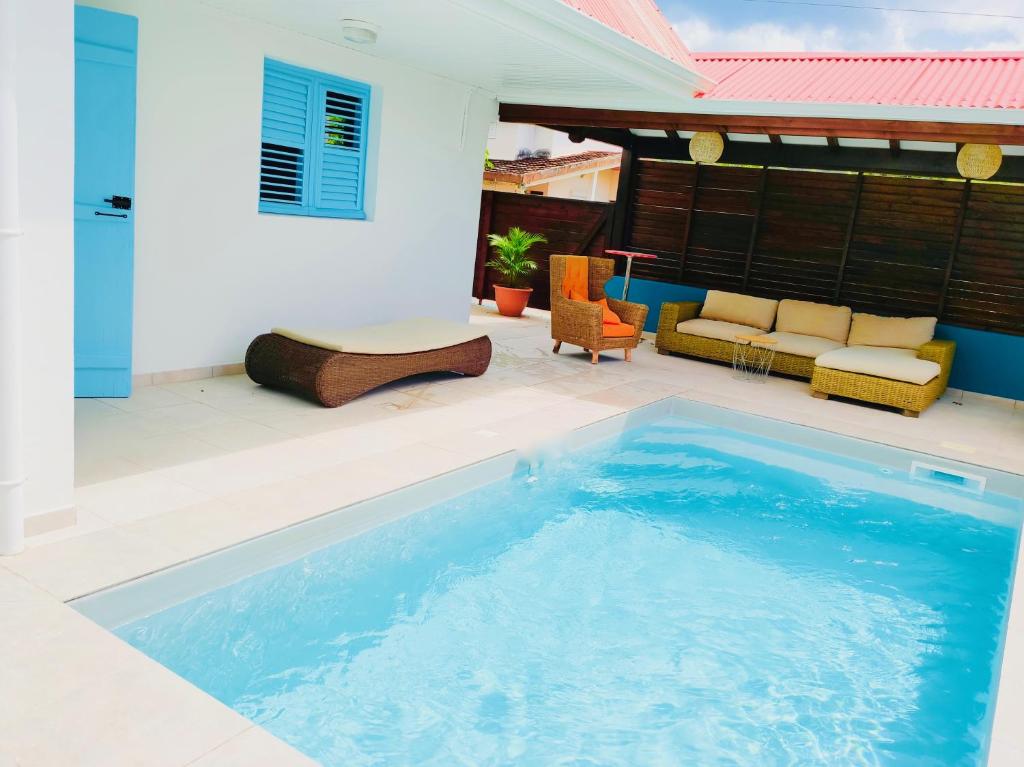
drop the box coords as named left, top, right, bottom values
left=656, top=0, right=1024, bottom=52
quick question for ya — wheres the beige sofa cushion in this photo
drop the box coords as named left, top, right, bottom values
left=699, top=290, right=779, bottom=331
left=677, top=318, right=766, bottom=343
left=847, top=313, right=937, bottom=350
left=776, top=299, right=852, bottom=344
left=761, top=331, right=845, bottom=358
left=815, top=346, right=940, bottom=385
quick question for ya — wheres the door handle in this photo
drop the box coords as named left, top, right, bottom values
left=104, top=195, right=132, bottom=210
left=95, top=211, right=128, bottom=218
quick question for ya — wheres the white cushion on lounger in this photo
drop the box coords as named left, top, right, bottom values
left=272, top=318, right=488, bottom=355
left=676, top=318, right=766, bottom=343
left=815, top=345, right=940, bottom=385
left=761, top=331, right=845, bottom=358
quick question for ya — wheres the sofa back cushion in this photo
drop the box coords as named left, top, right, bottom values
left=776, top=299, right=852, bottom=344
left=700, top=290, right=779, bottom=331
left=847, top=313, right=937, bottom=350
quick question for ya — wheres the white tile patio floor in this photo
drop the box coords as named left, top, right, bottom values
left=3, top=301, right=1023, bottom=766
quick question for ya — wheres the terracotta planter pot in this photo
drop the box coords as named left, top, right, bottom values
left=493, top=285, right=533, bottom=317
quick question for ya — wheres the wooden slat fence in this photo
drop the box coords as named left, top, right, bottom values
left=473, top=191, right=613, bottom=310
left=619, top=159, right=1024, bottom=335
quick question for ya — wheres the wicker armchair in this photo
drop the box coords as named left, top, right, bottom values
left=549, top=255, right=649, bottom=364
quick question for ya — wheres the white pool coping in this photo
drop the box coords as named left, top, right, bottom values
left=71, top=396, right=1024, bottom=765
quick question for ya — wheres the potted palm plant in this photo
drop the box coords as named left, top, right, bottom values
left=486, top=227, right=547, bottom=317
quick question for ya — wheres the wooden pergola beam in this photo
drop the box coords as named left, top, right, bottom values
left=504, top=104, right=1024, bottom=145
left=542, top=124, right=634, bottom=148
left=627, top=136, right=1024, bottom=182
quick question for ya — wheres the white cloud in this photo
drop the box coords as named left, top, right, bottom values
left=675, top=17, right=845, bottom=51
left=878, top=1, right=1024, bottom=50
left=671, top=0, right=1024, bottom=52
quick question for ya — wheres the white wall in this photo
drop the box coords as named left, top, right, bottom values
left=15, top=0, right=76, bottom=523
left=86, top=0, right=497, bottom=374
left=544, top=167, right=620, bottom=202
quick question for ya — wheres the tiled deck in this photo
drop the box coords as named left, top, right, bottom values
left=3, top=302, right=1023, bottom=766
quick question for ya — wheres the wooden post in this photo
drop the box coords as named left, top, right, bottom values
left=937, top=179, right=972, bottom=318
left=741, top=166, right=768, bottom=291
left=0, top=0, right=25, bottom=555
left=676, top=162, right=700, bottom=282
left=473, top=190, right=493, bottom=304
left=833, top=172, right=864, bottom=302
left=609, top=147, right=635, bottom=248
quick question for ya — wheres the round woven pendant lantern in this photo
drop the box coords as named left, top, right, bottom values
left=689, top=131, right=725, bottom=164
left=956, top=143, right=1002, bottom=180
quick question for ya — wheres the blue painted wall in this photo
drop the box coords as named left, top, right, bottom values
left=607, top=275, right=1024, bottom=401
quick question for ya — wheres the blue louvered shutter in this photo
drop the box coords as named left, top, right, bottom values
left=312, top=80, right=369, bottom=219
left=259, top=61, right=313, bottom=212
left=259, top=59, right=370, bottom=219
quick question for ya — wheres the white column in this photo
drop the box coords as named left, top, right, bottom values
left=0, top=0, right=25, bottom=555
left=588, top=170, right=600, bottom=201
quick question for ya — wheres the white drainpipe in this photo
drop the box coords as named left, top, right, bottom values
left=0, top=0, right=25, bottom=555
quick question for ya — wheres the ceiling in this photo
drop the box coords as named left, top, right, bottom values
left=200, top=0, right=707, bottom=111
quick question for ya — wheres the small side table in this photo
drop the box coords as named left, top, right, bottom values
left=604, top=249, right=657, bottom=301
left=732, top=334, right=778, bottom=382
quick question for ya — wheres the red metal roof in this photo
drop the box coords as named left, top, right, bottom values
left=693, top=52, right=1024, bottom=110
left=559, top=0, right=697, bottom=69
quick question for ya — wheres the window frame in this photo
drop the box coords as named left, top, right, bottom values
left=258, top=58, right=371, bottom=220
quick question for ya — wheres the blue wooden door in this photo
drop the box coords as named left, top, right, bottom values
left=74, top=6, right=138, bottom=397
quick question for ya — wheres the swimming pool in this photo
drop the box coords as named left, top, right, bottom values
left=76, top=402, right=1022, bottom=766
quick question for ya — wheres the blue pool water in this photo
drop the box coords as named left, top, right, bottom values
left=116, top=417, right=1020, bottom=766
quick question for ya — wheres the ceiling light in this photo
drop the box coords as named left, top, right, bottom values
left=957, top=143, right=1002, bottom=180
left=341, top=19, right=379, bottom=45
left=689, top=131, right=725, bottom=165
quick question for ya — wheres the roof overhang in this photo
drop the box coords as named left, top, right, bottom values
left=501, top=102, right=1024, bottom=181
left=201, top=0, right=711, bottom=110
left=500, top=102, right=1024, bottom=144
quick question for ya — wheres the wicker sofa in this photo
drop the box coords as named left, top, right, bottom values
left=656, top=294, right=850, bottom=379
left=655, top=291, right=956, bottom=416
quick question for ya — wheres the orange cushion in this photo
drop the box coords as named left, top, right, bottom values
left=595, top=298, right=621, bottom=325
left=569, top=289, right=588, bottom=302
left=602, top=322, right=635, bottom=338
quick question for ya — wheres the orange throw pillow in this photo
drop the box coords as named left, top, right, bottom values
left=561, top=256, right=589, bottom=299
left=602, top=322, right=635, bottom=338
left=595, top=298, right=621, bottom=325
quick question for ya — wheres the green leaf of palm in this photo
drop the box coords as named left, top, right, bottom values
left=486, top=227, right=546, bottom=289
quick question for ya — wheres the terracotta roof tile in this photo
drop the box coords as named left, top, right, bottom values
left=485, top=151, right=620, bottom=184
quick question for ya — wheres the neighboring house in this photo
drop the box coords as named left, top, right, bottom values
left=1, top=0, right=708, bottom=550
left=488, top=122, right=619, bottom=161
left=484, top=150, right=621, bottom=201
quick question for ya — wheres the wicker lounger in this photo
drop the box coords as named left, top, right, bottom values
left=245, top=332, right=492, bottom=408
